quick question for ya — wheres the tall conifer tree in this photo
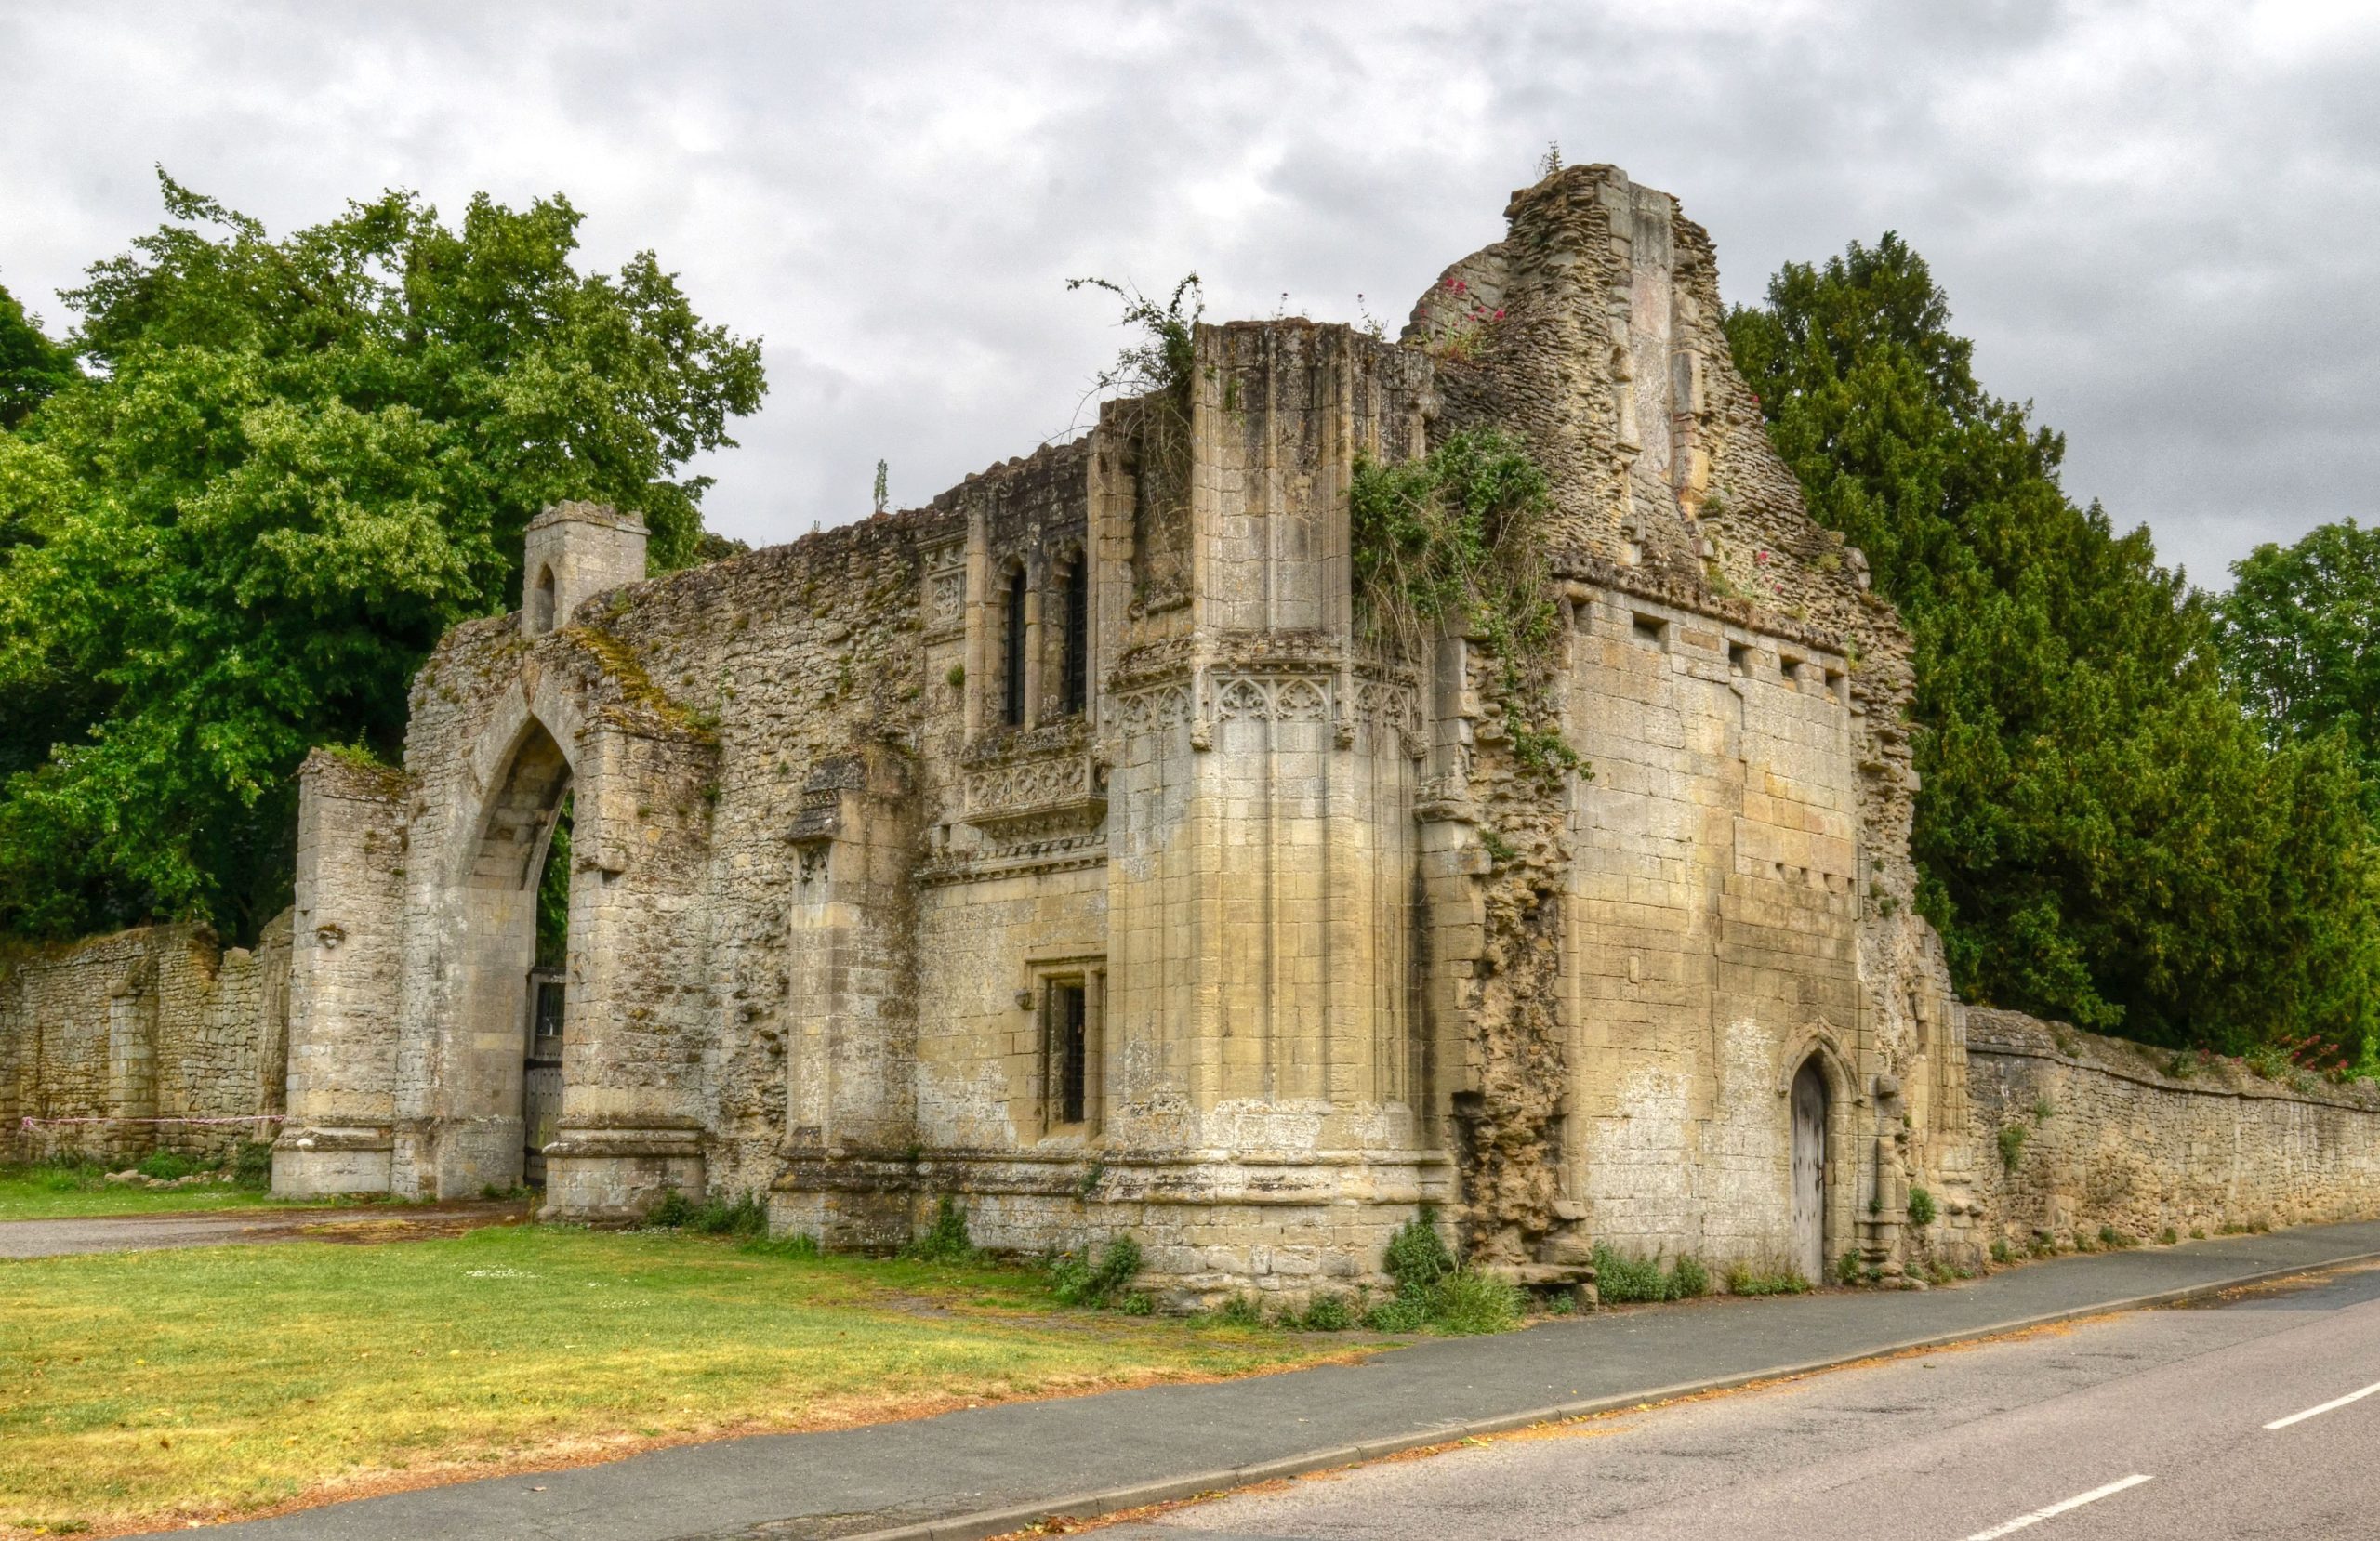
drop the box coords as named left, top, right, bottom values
left=1727, top=236, right=2377, bottom=1060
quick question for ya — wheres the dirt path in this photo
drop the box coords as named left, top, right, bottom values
left=0, top=1200, right=527, bottom=1258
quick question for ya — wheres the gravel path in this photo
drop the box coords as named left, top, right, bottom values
left=0, top=1200, right=527, bottom=1258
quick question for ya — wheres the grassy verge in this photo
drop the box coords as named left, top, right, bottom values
left=0, top=1156, right=361, bottom=1223
left=0, top=1224, right=1352, bottom=1537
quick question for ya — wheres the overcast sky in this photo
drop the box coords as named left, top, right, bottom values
left=3, top=0, right=2373, bottom=587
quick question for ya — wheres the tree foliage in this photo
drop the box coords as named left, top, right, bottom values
left=0, top=174, right=764, bottom=940
left=1726, top=234, right=2379, bottom=1060
left=0, top=284, right=80, bottom=431
left=2218, top=519, right=2380, bottom=802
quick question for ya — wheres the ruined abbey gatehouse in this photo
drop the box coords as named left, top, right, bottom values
left=16, top=166, right=2380, bottom=1304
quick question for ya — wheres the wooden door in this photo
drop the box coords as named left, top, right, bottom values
left=1792, top=1060, right=1828, bottom=1282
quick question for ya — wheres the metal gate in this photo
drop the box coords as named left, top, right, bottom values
left=523, top=968, right=565, bottom=1187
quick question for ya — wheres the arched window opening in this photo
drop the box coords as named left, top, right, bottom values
left=1059, top=557, right=1089, bottom=716
left=1002, top=567, right=1028, bottom=727
left=531, top=564, right=557, bottom=634
left=459, top=718, right=572, bottom=1194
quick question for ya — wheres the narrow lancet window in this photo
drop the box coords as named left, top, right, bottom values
left=1048, top=981, right=1087, bottom=1126
left=1060, top=559, right=1089, bottom=716
left=1002, top=568, right=1028, bottom=726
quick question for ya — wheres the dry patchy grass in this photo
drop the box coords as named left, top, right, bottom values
left=0, top=1225, right=1343, bottom=1537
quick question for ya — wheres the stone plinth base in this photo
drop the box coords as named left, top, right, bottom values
left=542, top=1125, right=705, bottom=1222
left=271, top=1126, right=394, bottom=1197
left=772, top=1145, right=1457, bottom=1310
left=427, top=1115, right=526, bottom=1199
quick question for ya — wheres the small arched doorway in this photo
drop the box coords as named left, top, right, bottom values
left=1791, top=1058, right=1830, bottom=1282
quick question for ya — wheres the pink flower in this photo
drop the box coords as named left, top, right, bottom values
left=1493, top=308, right=1505, bottom=320
left=1454, top=279, right=1468, bottom=293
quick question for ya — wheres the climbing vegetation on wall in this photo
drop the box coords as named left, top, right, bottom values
left=1726, top=233, right=2380, bottom=1065
left=0, top=173, right=764, bottom=942
left=1350, top=428, right=1582, bottom=776
left=1353, top=427, right=1585, bottom=1260
left=1069, top=274, right=1202, bottom=608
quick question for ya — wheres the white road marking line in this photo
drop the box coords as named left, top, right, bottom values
left=1962, top=1474, right=2155, bottom=1540
left=2265, top=1378, right=2380, bottom=1429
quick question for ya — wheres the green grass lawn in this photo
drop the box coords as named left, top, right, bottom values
left=0, top=1162, right=359, bottom=1223
left=0, top=1224, right=1360, bottom=1537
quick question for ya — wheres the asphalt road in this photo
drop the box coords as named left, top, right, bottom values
left=1105, top=1263, right=2380, bottom=1541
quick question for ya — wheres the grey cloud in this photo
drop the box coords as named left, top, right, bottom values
left=2, top=0, right=2374, bottom=583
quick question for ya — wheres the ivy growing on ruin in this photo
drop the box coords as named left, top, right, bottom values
left=1351, top=428, right=1589, bottom=1263
left=1349, top=428, right=1583, bottom=778
left=1069, top=274, right=1203, bottom=608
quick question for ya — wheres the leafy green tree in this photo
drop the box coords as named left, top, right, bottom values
left=2218, top=520, right=2380, bottom=797
left=1726, top=234, right=2378, bottom=1060
left=0, top=174, right=764, bottom=940
left=0, top=283, right=79, bottom=431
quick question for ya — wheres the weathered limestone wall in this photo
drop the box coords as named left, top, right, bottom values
left=1964, top=1009, right=2380, bottom=1250
left=2, top=916, right=289, bottom=1165
left=876, top=323, right=1448, bottom=1299
left=1562, top=578, right=1866, bottom=1273
left=276, top=752, right=407, bottom=1194
left=383, top=502, right=945, bottom=1214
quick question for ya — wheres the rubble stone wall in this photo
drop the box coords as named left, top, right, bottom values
left=1964, top=1008, right=2380, bottom=1250
left=2, top=915, right=289, bottom=1165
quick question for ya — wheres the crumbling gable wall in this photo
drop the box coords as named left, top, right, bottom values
left=1408, top=165, right=1968, bottom=1278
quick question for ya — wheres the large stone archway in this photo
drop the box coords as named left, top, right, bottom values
left=387, top=652, right=720, bottom=1217
left=416, top=713, right=574, bottom=1195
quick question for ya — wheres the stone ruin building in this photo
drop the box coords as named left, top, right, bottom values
left=16, top=165, right=2379, bottom=1304
left=261, top=162, right=1971, bottom=1300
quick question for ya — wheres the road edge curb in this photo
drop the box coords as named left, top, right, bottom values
left=828, top=1246, right=2380, bottom=1541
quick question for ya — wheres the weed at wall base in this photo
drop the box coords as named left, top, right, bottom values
left=1045, top=1234, right=1144, bottom=1309
left=1591, top=1243, right=1711, bottom=1303
left=644, top=1188, right=768, bottom=1238
left=1362, top=1208, right=1522, bottom=1334
left=906, top=1196, right=975, bottom=1262
left=1725, top=1263, right=1813, bottom=1297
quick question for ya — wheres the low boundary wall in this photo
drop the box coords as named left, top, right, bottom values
left=1966, top=1008, right=2380, bottom=1247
